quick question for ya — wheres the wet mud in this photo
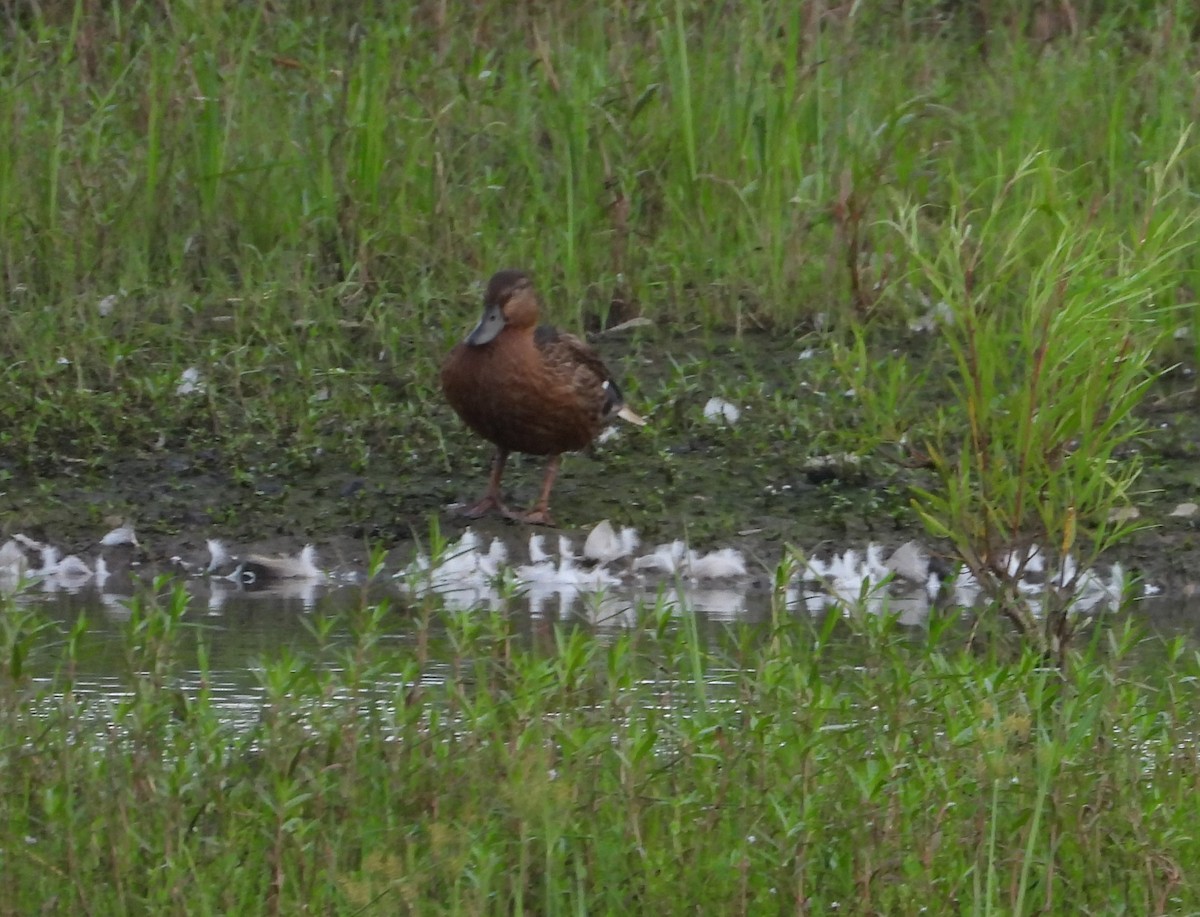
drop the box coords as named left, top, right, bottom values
left=3, top=333, right=1200, bottom=601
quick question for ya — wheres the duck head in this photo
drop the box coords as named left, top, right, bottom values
left=466, top=269, right=539, bottom=345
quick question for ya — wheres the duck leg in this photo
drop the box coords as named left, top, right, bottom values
left=459, top=448, right=511, bottom=518
left=508, top=454, right=561, bottom=527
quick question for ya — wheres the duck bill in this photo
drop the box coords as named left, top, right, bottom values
left=466, top=303, right=506, bottom=346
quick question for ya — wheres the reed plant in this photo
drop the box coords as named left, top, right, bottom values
left=889, top=143, right=1195, bottom=661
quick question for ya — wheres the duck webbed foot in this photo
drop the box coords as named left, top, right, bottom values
left=504, top=506, right=557, bottom=527
left=456, top=449, right=510, bottom=518
left=503, top=454, right=562, bottom=527
left=459, top=494, right=512, bottom=519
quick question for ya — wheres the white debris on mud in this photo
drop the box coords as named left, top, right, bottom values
left=703, top=397, right=741, bottom=425
left=175, top=367, right=206, bottom=396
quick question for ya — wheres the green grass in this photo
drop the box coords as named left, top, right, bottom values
left=2, top=584, right=1199, bottom=913
left=2, top=2, right=1199, bottom=474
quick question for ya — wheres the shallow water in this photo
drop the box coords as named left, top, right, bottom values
left=13, top=572, right=777, bottom=731
left=9, top=547, right=1196, bottom=733
left=2, top=511, right=1193, bottom=736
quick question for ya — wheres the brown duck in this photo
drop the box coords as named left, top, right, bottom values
left=440, top=269, right=646, bottom=526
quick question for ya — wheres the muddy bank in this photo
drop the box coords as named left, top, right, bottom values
left=4, top=335, right=1200, bottom=597
left=4, top=436, right=1199, bottom=601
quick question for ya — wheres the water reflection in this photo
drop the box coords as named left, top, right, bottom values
left=1, top=515, right=1180, bottom=751
left=3, top=524, right=1156, bottom=636
left=4, top=530, right=1187, bottom=731
left=1, top=522, right=1174, bottom=685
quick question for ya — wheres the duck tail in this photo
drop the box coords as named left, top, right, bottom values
left=617, top=404, right=648, bottom=427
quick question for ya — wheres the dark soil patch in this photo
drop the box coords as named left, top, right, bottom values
left=3, top=336, right=1200, bottom=596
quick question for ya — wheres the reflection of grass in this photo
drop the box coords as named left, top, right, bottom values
left=3, top=585, right=1199, bottom=910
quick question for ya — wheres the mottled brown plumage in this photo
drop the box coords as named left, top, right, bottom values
left=441, top=269, right=645, bottom=526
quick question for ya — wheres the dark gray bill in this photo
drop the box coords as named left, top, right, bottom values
left=466, top=302, right=505, bottom=345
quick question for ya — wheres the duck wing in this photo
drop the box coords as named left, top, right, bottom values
left=535, top=326, right=646, bottom=426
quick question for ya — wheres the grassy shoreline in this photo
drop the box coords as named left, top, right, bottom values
left=3, top=591, right=1200, bottom=913
left=2, top=590, right=1200, bottom=912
